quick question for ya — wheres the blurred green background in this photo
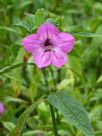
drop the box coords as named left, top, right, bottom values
left=0, top=0, right=102, bottom=136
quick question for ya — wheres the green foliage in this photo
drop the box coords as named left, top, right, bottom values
left=11, top=44, right=22, bottom=59
left=48, top=92, right=94, bottom=136
left=34, top=9, right=45, bottom=28
left=14, top=14, right=35, bottom=33
left=3, top=122, right=15, bottom=133
left=0, top=0, right=102, bottom=136
left=14, top=9, right=45, bottom=33
left=73, top=32, right=102, bottom=37
left=11, top=100, right=40, bottom=136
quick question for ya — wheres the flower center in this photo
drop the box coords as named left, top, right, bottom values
left=45, top=39, right=51, bottom=46
left=44, top=39, right=53, bottom=51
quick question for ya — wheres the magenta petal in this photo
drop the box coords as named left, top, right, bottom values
left=56, top=32, right=75, bottom=53
left=33, top=49, right=51, bottom=68
left=37, top=23, right=59, bottom=41
left=21, top=34, right=41, bottom=53
left=51, top=47, right=67, bottom=68
left=0, top=102, right=5, bottom=114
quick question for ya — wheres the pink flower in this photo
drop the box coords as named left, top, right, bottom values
left=22, top=23, right=75, bottom=68
left=0, top=102, right=5, bottom=115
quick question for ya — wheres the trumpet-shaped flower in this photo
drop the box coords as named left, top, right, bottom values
left=22, top=23, right=75, bottom=68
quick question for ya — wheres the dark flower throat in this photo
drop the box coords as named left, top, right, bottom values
left=45, top=39, right=52, bottom=46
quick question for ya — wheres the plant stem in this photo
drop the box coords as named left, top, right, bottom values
left=0, top=62, right=34, bottom=75
left=49, top=67, right=57, bottom=90
left=42, top=69, right=59, bottom=136
left=50, top=104, right=59, bottom=136
left=49, top=67, right=60, bottom=124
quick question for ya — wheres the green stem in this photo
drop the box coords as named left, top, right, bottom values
left=42, top=69, right=59, bottom=136
left=0, top=62, right=34, bottom=75
left=49, top=67, right=60, bottom=124
left=49, top=67, right=56, bottom=89
left=50, top=104, right=59, bottom=136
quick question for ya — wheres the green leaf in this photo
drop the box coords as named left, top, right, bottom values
left=14, top=14, right=35, bottom=33
left=34, top=9, right=45, bottom=28
left=26, top=14, right=35, bottom=32
left=3, top=122, right=15, bottom=132
left=10, top=48, right=24, bottom=91
left=92, top=25, right=102, bottom=50
left=46, top=16, right=63, bottom=26
left=14, top=9, right=45, bottom=33
left=5, top=96, right=26, bottom=104
left=94, top=2, right=102, bottom=13
left=73, top=32, right=102, bottom=37
left=22, top=130, right=47, bottom=136
left=11, top=44, right=21, bottom=59
left=10, top=100, right=41, bottom=136
left=97, top=75, right=102, bottom=83
left=19, top=0, right=32, bottom=9
left=48, top=92, right=94, bottom=136
left=0, top=26, right=18, bottom=34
